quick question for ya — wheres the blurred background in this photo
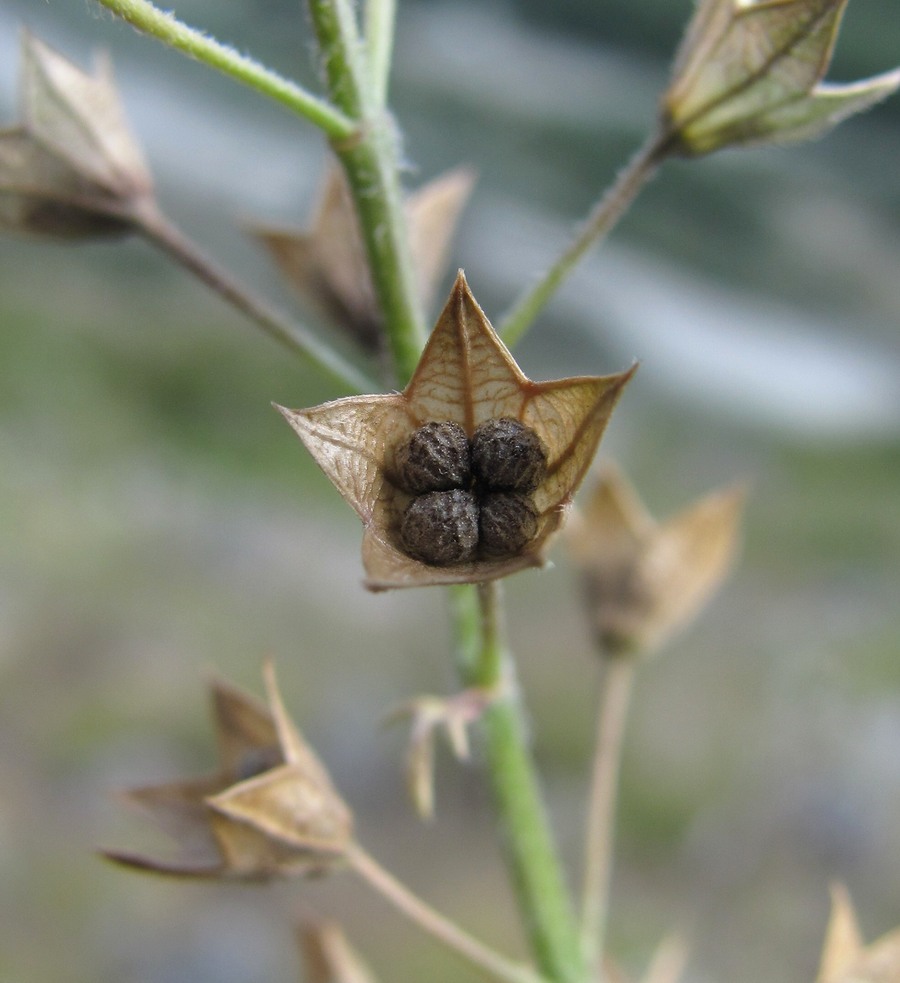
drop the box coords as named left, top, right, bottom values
left=1, top=0, right=899, bottom=981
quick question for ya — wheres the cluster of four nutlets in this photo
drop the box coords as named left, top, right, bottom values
left=393, top=419, right=548, bottom=566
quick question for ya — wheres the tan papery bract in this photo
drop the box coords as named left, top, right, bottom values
left=567, top=465, right=744, bottom=656
left=251, top=163, right=475, bottom=350
left=103, top=663, right=351, bottom=880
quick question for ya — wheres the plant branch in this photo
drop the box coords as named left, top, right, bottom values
left=499, top=133, right=670, bottom=349
left=580, top=656, right=637, bottom=975
left=364, top=0, right=397, bottom=109
left=91, top=0, right=356, bottom=140
left=453, top=583, right=584, bottom=983
left=347, top=842, right=548, bottom=983
left=307, top=0, right=426, bottom=383
left=134, top=202, right=375, bottom=393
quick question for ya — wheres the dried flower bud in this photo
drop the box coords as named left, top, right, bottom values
left=471, top=418, right=548, bottom=493
left=400, top=489, right=479, bottom=565
left=478, top=492, right=539, bottom=558
left=394, top=420, right=471, bottom=494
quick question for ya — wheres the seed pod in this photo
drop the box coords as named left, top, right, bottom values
left=478, top=492, right=539, bottom=558
left=400, top=489, right=479, bottom=566
left=471, top=418, right=547, bottom=493
left=394, top=421, right=471, bottom=494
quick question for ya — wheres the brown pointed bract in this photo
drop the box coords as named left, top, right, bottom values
left=567, top=465, right=744, bottom=656
left=251, top=163, right=475, bottom=350
left=661, top=0, right=900, bottom=155
left=0, top=32, right=153, bottom=237
left=103, top=663, right=352, bottom=880
left=277, top=271, right=635, bottom=590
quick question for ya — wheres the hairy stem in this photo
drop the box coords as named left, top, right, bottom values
left=135, top=202, right=375, bottom=393
left=499, top=133, right=669, bottom=349
left=91, top=0, right=355, bottom=140
left=580, top=656, right=637, bottom=976
left=453, top=583, right=583, bottom=983
left=347, top=843, right=548, bottom=983
left=307, top=0, right=426, bottom=383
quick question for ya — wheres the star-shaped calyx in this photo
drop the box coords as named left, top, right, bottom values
left=277, top=271, right=635, bottom=590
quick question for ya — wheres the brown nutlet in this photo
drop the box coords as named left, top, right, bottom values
left=395, top=421, right=471, bottom=494
left=400, top=489, right=479, bottom=565
left=478, top=492, right=539, bottom=557
left=471, top=418, right=547, bottom=493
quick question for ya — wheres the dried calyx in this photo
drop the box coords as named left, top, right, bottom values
left=394, top=417, right=548, bottom=566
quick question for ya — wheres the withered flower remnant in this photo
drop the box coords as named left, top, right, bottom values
left=251, top=163, right=475, bottom=351
left=0, top=32, right=154, bottom=237
left=103, top=664, right=352, bottom=879
left=661, top=0, right=900, bottom=156
left=567, top=466, right=744, bottom=657
left=277, top=271, right=635, bottom=590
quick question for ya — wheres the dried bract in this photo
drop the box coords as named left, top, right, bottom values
left=386, top=688, right=492, bottom=819
left=566, top=465, right=744, bottom=657
left=103, top=663, right=352, bottom=880
left=277, top=271, right=635, bottom=590
left=661, top=0, right=900, bottom=156
left=250, top=163, right=475, bottom=351
left=0, top=32, right=153, bottom=237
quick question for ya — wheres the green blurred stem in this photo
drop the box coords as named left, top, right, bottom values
left=364, top=0, right=397, bottom=109
left=580, top=656, right=637, bottom=976
left=135, top=202, right=375, bottom=393
left=348, top=843, right=548, bottom=983
left=453, top=583, right=584, bottom=983
left=91, top=0, right=355, bottom=141
left=307, top=0, right=426, bottom=383
left=499, top=133, right=669, bottom=349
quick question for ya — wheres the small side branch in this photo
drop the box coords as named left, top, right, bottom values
left=92, top=0, right=355, bottom=140
left=499, top=133, right=669, bottom=349
left=347, top=843, right=548, bottom=983
left=580, top=656, right=637, bottom=975
left=135, top=203, right=375, bottom=393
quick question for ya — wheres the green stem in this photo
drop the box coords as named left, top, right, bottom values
left=499, top=133, right=669, bottom=350
left=135, top=201, right=375, bottom=393
left=364, top=0, right=397, bottom=109
left=579, top=656, right=637, bottom=977
left=453, top=583, right=584, bottom=983
left=92, top=0, right=355, bottom=140
left=307, top=0, right=426, bottom=383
